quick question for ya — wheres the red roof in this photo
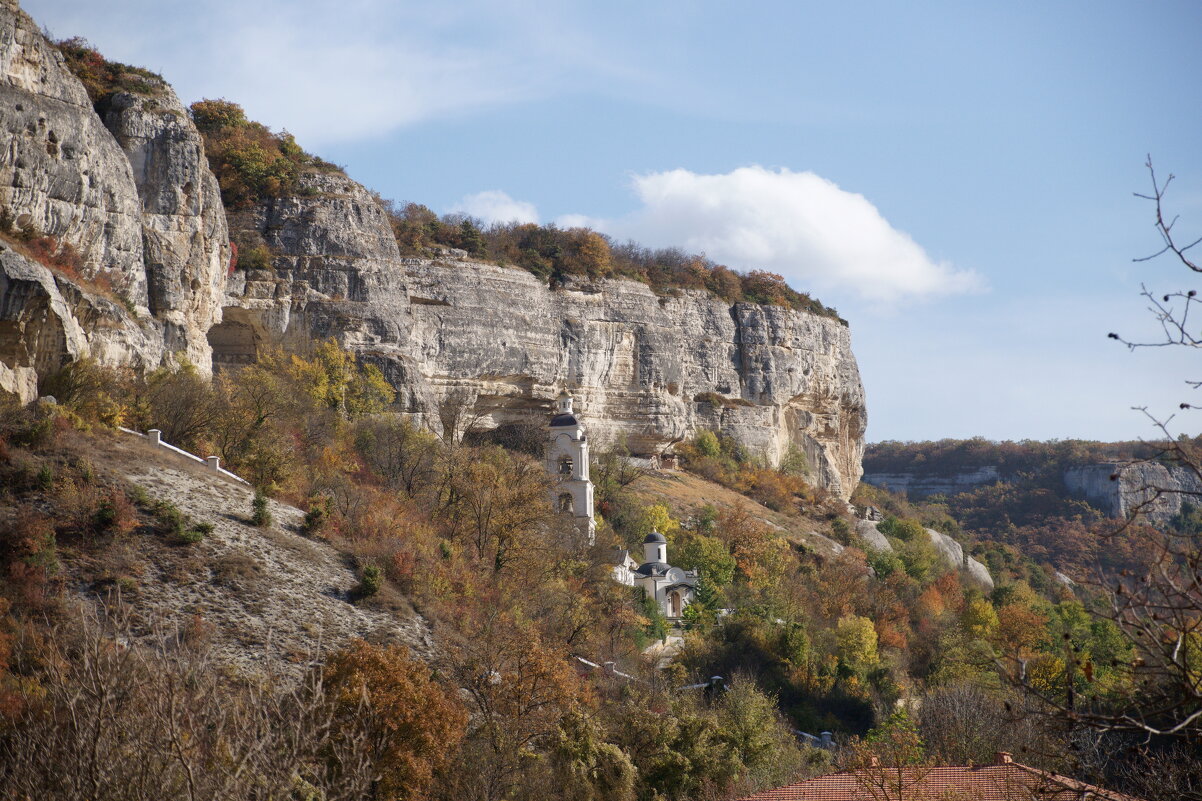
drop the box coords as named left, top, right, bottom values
left=738, top=758, right=1142, bottom=801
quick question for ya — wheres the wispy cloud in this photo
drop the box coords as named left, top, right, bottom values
left=29, top=0, right=636, bottom=148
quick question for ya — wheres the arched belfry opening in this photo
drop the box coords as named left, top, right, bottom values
left=545, top=391, right=594, bottom=544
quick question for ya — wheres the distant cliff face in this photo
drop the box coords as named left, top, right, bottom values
left=861, top=465, right=1001, bottom=498
left=1064, top=462, right=1201, bottom=523
left=213, top=175, right=867, bottom=498
left=0, top=0, right=228, bottom=399
left=865, top=453, right=1201, bottom=524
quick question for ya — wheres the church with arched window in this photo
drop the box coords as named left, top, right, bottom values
left=545, top=391, right=595, bottom=544
left=546, top=393, right=696, bottom=618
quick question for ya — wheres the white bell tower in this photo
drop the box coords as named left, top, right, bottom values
left=546, top=391, right=595, bottom=544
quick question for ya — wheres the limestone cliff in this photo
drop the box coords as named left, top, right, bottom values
left=1064, top=462, right=1201, bottom=523
left=0, top=0, right=228, bottom=399
left=861, top=465, right=1001, bottom=498
left=0, top=0, right=866, bottom=498
left=214, top=175, right=866, bottom=498
left=99, top=82, right=231, bottom=368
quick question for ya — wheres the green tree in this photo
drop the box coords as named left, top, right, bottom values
left=550, top=710, right=636, bottom=801
left=458, top=218, right=485, bottom=256
left=836, top=615, right=880, bottom=675
left=673, top=533, right=736, bottom=588
left=694, top=430, right=721, bottom=458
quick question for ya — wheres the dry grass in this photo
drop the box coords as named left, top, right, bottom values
left=52, top=431, right=429, bottom=679
left=630, top=469, right=846, bottom=557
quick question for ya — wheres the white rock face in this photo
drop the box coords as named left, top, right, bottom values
left=0, top=246, right=163, bottom=395
left=855, top=519, right=892, bottom=551
left=403, top=262, right=867, bottom=498
left=925, top=527, right=994, bottom=591
left=216, top=200, right=868, bottom=499
left=1064, top=462, right=1202, bottom=523
left=100, top=85, right=231, bottom=369
left=0, top=0, right=146, bottom=305
left=0, top=0, right=229, bottom=399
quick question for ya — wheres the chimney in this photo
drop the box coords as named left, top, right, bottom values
left=994, top=751, right=1013, bottom=765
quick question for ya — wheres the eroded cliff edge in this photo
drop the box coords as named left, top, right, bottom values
left=0, top=0, right=867, bottom=499
left=0, top=0, right=228, bottom=399
left=215, top=174, right=866, bottom=498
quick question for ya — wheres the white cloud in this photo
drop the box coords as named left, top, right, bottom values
left=589, top=166, right=984, bottom=303
left=448, top=190, right=540, bottom=225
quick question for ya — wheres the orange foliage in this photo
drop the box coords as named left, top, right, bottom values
left=916, top=585, right=947, bottom=620
left=875, top=620, right=909, bottom=652
left=325, top=639, right=468, bottom=801
left=994, top=602, right=1049, bottom=659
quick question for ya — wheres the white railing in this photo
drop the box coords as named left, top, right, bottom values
left=118, top=427, right=251, bottom=485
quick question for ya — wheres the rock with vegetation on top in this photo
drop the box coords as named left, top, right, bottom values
left=0, top=0, right=230, bottom=399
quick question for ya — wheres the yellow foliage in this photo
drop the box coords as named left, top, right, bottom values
left=836, top=614, right=880, bottom=674
left=963, top=598, right=1000, bottom=640
left=325, top=639, right=468, bottom=801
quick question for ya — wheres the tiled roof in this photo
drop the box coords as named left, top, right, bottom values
left=738, top=761, right=1142, bottom=801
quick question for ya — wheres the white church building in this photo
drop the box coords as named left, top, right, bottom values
left=546, top=392, right=697, bottom=619
left=545, top=392, right=596, bottom=544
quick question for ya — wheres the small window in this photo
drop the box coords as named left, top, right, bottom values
left=558, top=455, right=573, bottom=475
left=558, top=493, right=575, bottom=513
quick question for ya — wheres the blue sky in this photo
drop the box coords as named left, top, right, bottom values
left=28, top=0, right=1202, bottom=443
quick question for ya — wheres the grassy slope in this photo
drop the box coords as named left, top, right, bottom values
left=628, top=469, right=845, bottom=558
left=48, top=431, right=426, bottom=677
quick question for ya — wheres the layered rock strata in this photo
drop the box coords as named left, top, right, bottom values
left=861, top=465, right=1001, bottom=498
left=0, top=0, right=228, bottom=399
left=1064, top=462, right=1202, bottom=523
left=216, top=188, right=867, bottom=497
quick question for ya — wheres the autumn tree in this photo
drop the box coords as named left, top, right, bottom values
left=324, top=639, right=469, bottom=801
left=843, top=711, right=933, bottom=801
left=437, top=610, right=585, bottom=801
left=128, top=361, right=219, bottom=449
left=836, top=614, right=881, bottom=676
left=354, top=416, right=440, bottom=498
left=292, top=339, right=395, bottom=416
left=437, top=446, right=556, bottom=572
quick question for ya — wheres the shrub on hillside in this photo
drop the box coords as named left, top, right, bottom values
left=189, top=98, right=342, bottom=209
left=54, top=37, right=163, bottom=104
left=251, top=490, right=272, bottom=528
left=354, top=564, right=383, bottom=600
